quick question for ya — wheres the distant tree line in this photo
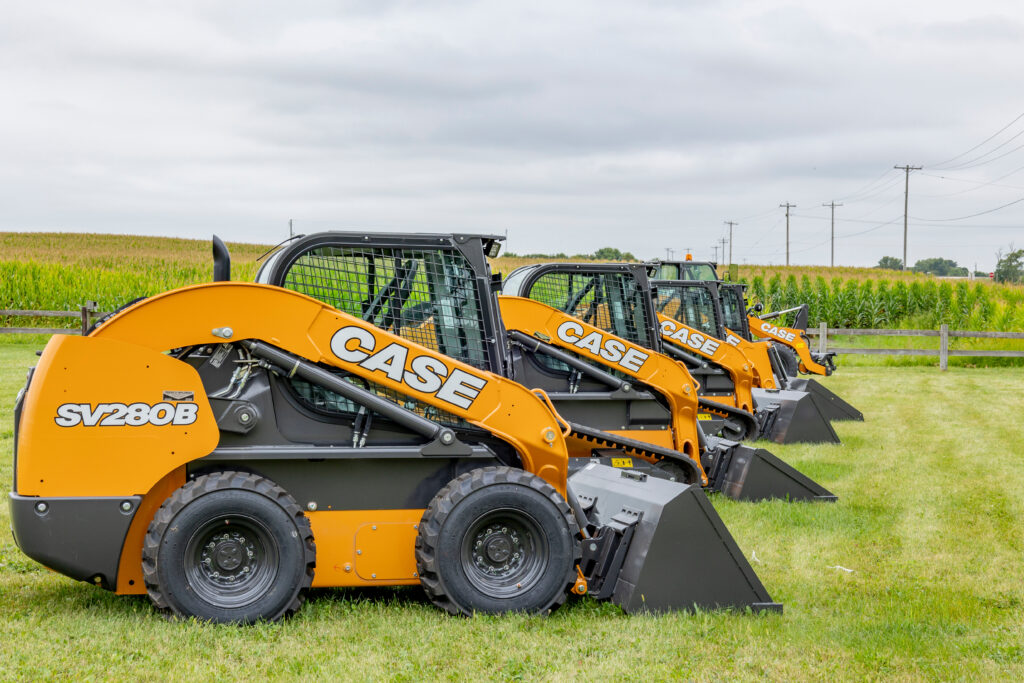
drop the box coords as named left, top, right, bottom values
left=875, top=244, right=1024, bottom=283
left=503, top=246, right=637, bottom=261
left=875, top=256, right=969, bottom=277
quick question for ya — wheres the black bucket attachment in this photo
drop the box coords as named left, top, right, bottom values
left=752, top=388, right=841, bottom=444
left=787, top=378, right=864, bottom=422
left=570, top=463, right=782, bottom=614
left=703, top=436, right=837, bottom=503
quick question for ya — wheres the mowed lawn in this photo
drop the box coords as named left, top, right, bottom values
left=1, top=340, right=1022, bottom=681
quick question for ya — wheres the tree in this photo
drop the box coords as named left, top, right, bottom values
left=912, top=257, right=967, bottom=276
left=592, top=247, right=637, bottom=261
left=876, top=256, right=902, bottom=270
left=994, top=246, right=1024, bottom=284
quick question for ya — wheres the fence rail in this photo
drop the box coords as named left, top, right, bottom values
left=1, top=303, right=108, bottom=336
left=804, top=323, right=1024, bottom=370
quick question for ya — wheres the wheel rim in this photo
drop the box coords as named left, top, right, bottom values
left=184, top=514, right=280, bottom=609
left=460, top=508, right=548, bottom=598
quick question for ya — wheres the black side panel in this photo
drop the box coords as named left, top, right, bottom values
left=8, top=494, right=141, bottom=590
left=788, top=378, right=864, bottom=422
left=190, top=455, right=500, bottom=511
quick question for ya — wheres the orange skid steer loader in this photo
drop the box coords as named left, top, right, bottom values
left=650, top=259, right=862, bottom=423
left=10, top=238, right=780, bottom=623
left=652, top=279, right=841, bottom=444
left=256, top=234, right=833, bottom=504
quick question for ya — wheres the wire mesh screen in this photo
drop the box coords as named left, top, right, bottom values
left=526, top=271, right=653, bottom=348
left=719, top=287, right=747, bottom=334
left=277, top=244, right=489, bottom=431
left=656, top=284, right=719, bottom=337
left=281, top=245, right=490, bottom=370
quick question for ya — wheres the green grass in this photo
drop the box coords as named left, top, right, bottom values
left=2, top=341, right=1022, bottom=680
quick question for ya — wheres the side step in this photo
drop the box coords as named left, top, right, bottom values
left=704, top=436, right=837, bottom=503
left=788, top=378, right=864, bottom=422
left=571, top=463, right=782, bottom=614
left=752, top=388, right=841, bottom=444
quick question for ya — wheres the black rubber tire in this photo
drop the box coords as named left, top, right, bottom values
left=415, top=467, right=580, bottom=616
left=142, top=471, right=315, bottom=624
left=776, top=346, right=800, bottom=378
left=654, top=459, right=694, bottom=483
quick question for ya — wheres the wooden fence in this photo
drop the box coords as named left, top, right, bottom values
left=806, top=323, right=1024, bottom=370
left=4, top=308, right=1024, bottom=372
left=0, top=303, right=107, bottom=336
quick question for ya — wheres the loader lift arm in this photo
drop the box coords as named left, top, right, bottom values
left=748, top=312, right=832, bottom=376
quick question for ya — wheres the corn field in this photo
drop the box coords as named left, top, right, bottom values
left=746, top=273, right=1024, bottom=332
left=3, top=232, right=1024, bottom=334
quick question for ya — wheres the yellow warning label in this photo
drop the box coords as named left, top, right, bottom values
left=697, top=414, right=712, bottom=421
left=610, top=458, right=633, bottom=468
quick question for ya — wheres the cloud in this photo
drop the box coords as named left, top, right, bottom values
left=0, top=0, right=1021, bottom=267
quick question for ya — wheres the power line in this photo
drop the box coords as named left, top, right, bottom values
left=911, top=195, right=1024, bottom=222
left=779, top=202, right=796, bottom=266
left=834, top=167, right=899, bottom=202
left=929, top=110, right=1024, bottom=168
left=733, top=207, right=778, bottom=222
left=918, top=166, right=1024, bottom=197
left=939, top=129, right=1024, bottom=171
left=842, top=174, right=906, bottom=204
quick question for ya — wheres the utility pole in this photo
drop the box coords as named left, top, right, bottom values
left=289, top=219, right=294, bottom=238
left=779, top=203, right=796, bottom=266
left=711, top=244, right=719, bottom=262
left=894, top=165, right=922, bottom=269
left=718, top=237, right=727, bottom=265
left=665, top=247, right=674, bottom=260
left=822, top=202, right=842, bottom=267
left=724, top=221, right=737, bottom=266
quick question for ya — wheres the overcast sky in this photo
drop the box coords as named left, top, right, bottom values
left=2, top=1, right=1023, bottom=268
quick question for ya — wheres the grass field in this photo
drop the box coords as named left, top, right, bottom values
left=1, top=340, right=1022, bottom=680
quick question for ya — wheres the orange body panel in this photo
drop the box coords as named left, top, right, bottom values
left=656, top=313, right=755, bottom=412
left=747, top=315, right=829, bottom=375
left=16, top=335, right=218, bottom=497
left=116, top=468, right=187, bottom=594
left=308, top=510, right=424, bottom=587
left=498, top=296, right=705, bottom=482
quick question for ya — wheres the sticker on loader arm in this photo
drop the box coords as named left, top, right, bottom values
left=554, top=321, right=649, bottom=373
left=330, top=326, right=489, bottom=410
left=758, top=322, right=796, bottom=342
left=610, top=458, right=633, bottom=468
left=697, top=414, right=712, bottom=421
left=54, top=402, right=199, bottom=427
left=659, top=319, right=722, bottom=356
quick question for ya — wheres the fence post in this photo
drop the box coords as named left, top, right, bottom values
left=80, top=301, right=97, bottom=335
left=939, top=323, right=949, bottom=371
left=818, top=322, right=828, bottom=355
